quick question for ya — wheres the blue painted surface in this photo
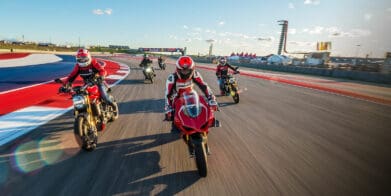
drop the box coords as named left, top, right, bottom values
left=0, top=55, right=75, bottom=92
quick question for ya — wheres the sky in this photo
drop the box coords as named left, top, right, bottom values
left=1, top=0, right=391, bottom=57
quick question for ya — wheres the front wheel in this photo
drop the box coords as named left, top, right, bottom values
left=109, top=98, right=119, bottom=122
left=74, top=116, right=97, bottom=151
left=232, top=92, right=239, bottom=103
left=231, top=85, right=240, bottom=104
left=193, top=139, right=208, bottom=177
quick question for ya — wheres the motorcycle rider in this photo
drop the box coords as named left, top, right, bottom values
left=158, top=55, right=165, bottom=69
left=158, top=55, right=164, bottom=65
left=139, top=54, right=156, bottom=78
left=60, top=48, right=116, bottom=129
left=215, top=56, right=239, bottom=95
left=140, top=54, right=152, bottom=66
left=164, top=56, right=217, bottom=155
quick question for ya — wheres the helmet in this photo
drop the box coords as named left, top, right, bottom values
left=144, top=54, right=149, bottom=58
left=219, top=57, right=227, bottom=65
left=76, top=48, right=91, bottom=67
left=176, top=56, right=195, bottom=80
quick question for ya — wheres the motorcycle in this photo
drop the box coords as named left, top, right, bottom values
left=141, top=63, right=155, bottom=83
left=173, top=90, right=220, bottom=177
left=222, top=70, right=240, bottom=103
left=55, top=78, right=119, bottom=151
left=158, top=61, right=166, bottom=70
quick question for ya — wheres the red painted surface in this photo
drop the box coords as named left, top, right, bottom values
left=0, top=53, right=30, bottom=60
left=0, top=60, right=123, bottom=116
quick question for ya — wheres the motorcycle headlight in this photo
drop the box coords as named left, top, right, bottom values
left=145, top=67, right=152, bottom=72
left=72, top=95, right=86, bottom=110
left=229, top=78, right=236, bottom=84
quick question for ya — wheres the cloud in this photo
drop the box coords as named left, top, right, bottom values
left=301, top=26, right=371, bottom=38
left=308, top=26, right=324, bottom=34
left=183, top=25, right=189, bottom=29
left=257, top=37, right=272, bottom=42
left=289, top=3, right=295, bottom=9
left=325, top=27, right=371, bottom=38
left=364, top=13, right=372, bottom=21
left=219, top=32, right=228, bottom=37
left=104, top=8, right=112, bottom=15
left=288, top=28, right=297, bottom=34
left=304, top=0, right=320, bottom=5
left=169, top=35, right=178, bottom=40
left=288, top=41, right=315, bottom=47
left=193, top=27, right=203, bottom=32
left=387, top=8, right=391, bottom=12
left=93, top=8, right=113, bottom=15
left=93, top=9, right=104, bottom=15
left=185, top=38, right=192, bottom=43
left=218, top=21, right=225, bottom=26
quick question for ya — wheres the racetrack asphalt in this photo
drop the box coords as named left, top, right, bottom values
left=0, top=56, right=390, bottom=196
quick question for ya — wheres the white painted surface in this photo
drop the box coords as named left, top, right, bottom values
left=0, top=54, right=62, bottom=67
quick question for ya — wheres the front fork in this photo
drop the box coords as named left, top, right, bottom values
left=183, top=132, right=208, bottom=155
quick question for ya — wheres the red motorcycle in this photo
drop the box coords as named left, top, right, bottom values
left=55, top=78, right=119, bottom=151
left=173, top=90, right=220, bottom=177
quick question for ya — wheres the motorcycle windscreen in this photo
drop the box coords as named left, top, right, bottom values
left=177, top=91, right=209, bottom=130
left=182, top=91, right=200, bottom=117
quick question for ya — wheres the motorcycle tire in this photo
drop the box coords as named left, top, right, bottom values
left=109, top=97, right=119, bottom=122
left=75, top=116, right=97, bottom=151
left=193, top=138, right=208, bottom=177
left=233, top=93, right=239, bottom=104
left=231, top=85, right=240, bottom=103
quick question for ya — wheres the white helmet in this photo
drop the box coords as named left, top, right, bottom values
left=76, top=48, right=92, bottom=67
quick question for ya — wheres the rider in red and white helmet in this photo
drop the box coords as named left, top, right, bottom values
left=164, top=56, right=216, bottom=123
left=164, top=56, right=217, bottom=155
left=75, top=48, right=92, bottom=67
left=62, top=48, right=116, bottom=109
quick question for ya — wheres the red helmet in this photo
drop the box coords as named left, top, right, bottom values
left=176, top=56, right=195, bottom=79
left=76, top=48, right=91, bottom=67
left=219, top=57, right=227, bottom=65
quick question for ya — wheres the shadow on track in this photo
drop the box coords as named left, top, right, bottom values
left=116, top=79, right=146, bottom=85
left=0, top=132, right=197, bottom=195
left=119, top=99, right=165, bottom=114
left=117, top=171, right=200, bottom=196
left=218, top=102, right=237, bottom=108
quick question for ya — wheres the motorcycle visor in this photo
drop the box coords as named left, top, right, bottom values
left=181, top=67, right=192, bottom=74
left=77, top=57, right=90, bottom=63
